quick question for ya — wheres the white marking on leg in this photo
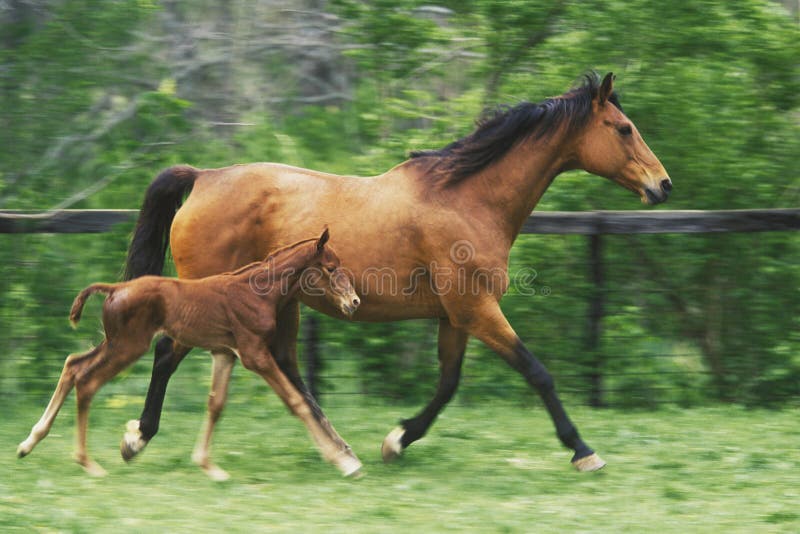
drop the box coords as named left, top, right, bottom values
left=381, top=426, right=406, bottom=463
left=572, top=452, right=606, bottom=472
left=120, top=419, right=148, bottom=461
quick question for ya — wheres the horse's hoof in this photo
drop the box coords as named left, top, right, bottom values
left=572, top=452, right=606, bottom=472
left=381, top=426, right=405, bottom=463
left=120, top=420, right=148, bottom=462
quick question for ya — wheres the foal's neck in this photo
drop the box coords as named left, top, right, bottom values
left=235, top=242, right=316, bottom=305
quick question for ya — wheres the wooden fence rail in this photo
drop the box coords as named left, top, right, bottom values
left=2, top=207, right=798, bottom=405
left=2, top=208, right=799, bottom=234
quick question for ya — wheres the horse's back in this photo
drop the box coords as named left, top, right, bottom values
left=168, top=160, right=452, bottom=319
left=171, top=162, right=407, bottom=275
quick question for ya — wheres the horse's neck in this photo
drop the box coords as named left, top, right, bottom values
left=470, top=129, right=573, bottom=242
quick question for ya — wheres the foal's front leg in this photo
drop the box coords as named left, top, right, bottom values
left=191, top=350, right=236, bottom=481
left=238, top=343, right=362, bottom=477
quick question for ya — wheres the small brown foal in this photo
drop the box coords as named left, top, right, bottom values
left=18, top=229, right=363, bottom=478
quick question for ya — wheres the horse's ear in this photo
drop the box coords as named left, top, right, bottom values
left=316, top=227, right=330, bottom=252
left=598, top=72, right=615, bottom=105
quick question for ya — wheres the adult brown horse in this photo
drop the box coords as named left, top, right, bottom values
left=121, top=72, right=671, bottom=478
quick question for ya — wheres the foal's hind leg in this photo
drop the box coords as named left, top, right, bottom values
left=17, top=344, right=103, bottom=459
left=192, top=350, right=236, bottom=481
left=382, top=318, right=468, bottom=461
left=73, top=337, right=152, bottom=476
left=121, top=338, right=192, bottom=461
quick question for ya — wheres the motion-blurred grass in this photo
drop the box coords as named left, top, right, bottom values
left=3, top=370, right=799, bottom=533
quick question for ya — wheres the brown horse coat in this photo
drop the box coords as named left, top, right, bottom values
left=120, top=73, right=670, bottom=475
left=18, top=231, right=363, bottom=477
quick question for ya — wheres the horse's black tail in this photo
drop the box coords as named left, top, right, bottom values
left=123, top=165, right=198, bottom=280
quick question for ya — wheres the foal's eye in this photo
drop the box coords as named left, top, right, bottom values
left=617, top=124, right=633, bottom=136
left=324, top=266, right=335, bottom=273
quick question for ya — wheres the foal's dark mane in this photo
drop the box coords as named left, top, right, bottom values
left=410, top=72, right=622, bottom=185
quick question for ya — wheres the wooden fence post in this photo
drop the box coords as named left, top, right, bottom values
left=587, top=234, right=605, bottom=407
left=303, top=312, right=321, bottom=401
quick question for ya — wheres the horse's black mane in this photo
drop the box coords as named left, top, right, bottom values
left=410, top=72, right=622, bottom=184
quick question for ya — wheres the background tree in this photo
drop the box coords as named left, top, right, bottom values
left=1, top=0, right=798, bottom=406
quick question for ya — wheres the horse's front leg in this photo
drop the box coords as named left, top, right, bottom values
left=191, top=350, right=236, bottom=481
left=121, top=337, right=192, bottom=461
left=382, top=317, right=468, bottom=461
left=450, top=296, right=605, bottom=472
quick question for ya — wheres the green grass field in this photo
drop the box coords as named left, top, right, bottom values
left=2, top=386, right=799, bottom=533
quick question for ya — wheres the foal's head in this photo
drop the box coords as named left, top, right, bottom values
left=301, top=228, right=360, bottom=318
left=572, top=72, right=671, bottom=204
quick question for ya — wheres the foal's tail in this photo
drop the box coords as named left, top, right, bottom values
left=69, top=284, right=115, bottom=328
left=123, top=165, right=199, bottom=280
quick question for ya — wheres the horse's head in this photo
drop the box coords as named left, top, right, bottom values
left=574, top=73, right=671, bottom=205
left=305, top=228, right=360, bottom=318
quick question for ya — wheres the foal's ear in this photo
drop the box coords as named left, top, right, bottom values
left=598, top=72, right=615, bottom=105
left=316, top=227, right=330, bottom=252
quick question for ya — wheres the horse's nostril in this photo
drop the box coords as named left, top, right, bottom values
left=352, top=298, right=360, bottom=307
left=661, top=178, right=673, bottom=193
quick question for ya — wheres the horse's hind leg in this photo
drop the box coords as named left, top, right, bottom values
left=192, top=349, right=236, bottom=481
left=382, top=318, right=468, bottom=461
left=121, top=337, right=192, bottom=461
left=17, top=344, right=104, bottom=459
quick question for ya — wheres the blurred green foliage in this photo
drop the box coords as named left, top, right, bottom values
left=1, top=0, right=798, bottom=407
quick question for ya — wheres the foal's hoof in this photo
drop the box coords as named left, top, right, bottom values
left=336, top=452, right=364, bottom=478
left=381, top=426, right=405, bottom=463
left=203, top=464, right=231, bottom=482
left=81, top=460, right=108, bottom=478
left=571, top=452, right=606, bottom=472
left=17, top=441, right=32, bottom=459
left=120, top=420, right=148, bottom=462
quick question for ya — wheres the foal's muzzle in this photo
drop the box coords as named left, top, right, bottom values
left=341, top=296, right=360, bottom=318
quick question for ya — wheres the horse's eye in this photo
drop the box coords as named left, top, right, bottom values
left=618, top=124, right=633, bottom=136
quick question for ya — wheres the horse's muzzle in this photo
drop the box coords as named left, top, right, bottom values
left=645, top=178, right=672, bottom=204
